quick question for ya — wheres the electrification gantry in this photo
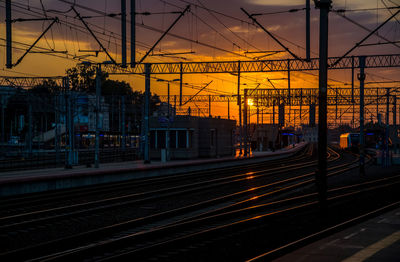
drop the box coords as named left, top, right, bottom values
left=91, top=54, right=400, bottom=74
left=158, top=87, right=399, bottom=106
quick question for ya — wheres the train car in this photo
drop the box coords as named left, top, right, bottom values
left=339, top=133, right=360, bottom=150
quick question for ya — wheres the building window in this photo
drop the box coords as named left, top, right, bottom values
left=178, top=130, right=186, bottom=148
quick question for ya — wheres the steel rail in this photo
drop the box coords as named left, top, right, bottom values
left=0, top=147, right=346, bottom=260
left=0, top=146, right=311, bottom=219
left=0, top=151, right=321, bottom=231
left=0, top=145, right=311, bottom=210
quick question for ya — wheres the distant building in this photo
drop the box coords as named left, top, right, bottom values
left=149, top=115, right=236, bottom=160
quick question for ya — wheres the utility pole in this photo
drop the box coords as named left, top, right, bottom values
left=351, top=56, right=355, bottom=128
left=167, top=82, right=170, bottom=161
left=335, top=87, right=338, bottom=126
left=288, top=60, right=291, bottom=125
left=28, top=94, right=32, bottom=158
left=6, top=0, right=12, bottom=68
left=244, top=89, right=248, bottom=157
left=131, top=0, right=136, bottom=66
left=0, top=96, right=4, bottom=143
left=306, top=0, right=311, bottom=61
left=393, top=96, right=396, bottom=126
left=386, top=88, right=390, bottom=167
left=273, top=100, right=275, bottom=125
left=144, top=63, right=151, bottom=163
left=95, top=65, right=101, bottom=168
left=121, top=95, right=126, bottom=154
left=180, top=62, right=183, bottom=106
left=238, top=61, right=243, bottom=155
left=358, top=56, right=366, bottom=175
left=377, top=88, right=379, bottom=123
left=55, top=91, right=60, bottom=165
left=227, top=97, right=230, bottom=120
left=209, top=95, right=211, bottom=117
left=300, top=88, right=303, bottom=125
left=121, top=0, right=127, bottom=67
left=315, top=0, right=331, bottom=210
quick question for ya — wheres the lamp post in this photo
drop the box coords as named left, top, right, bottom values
left=247, top=98, right=254, bottom=155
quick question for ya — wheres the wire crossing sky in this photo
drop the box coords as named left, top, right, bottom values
left=1, top=0, right=399, bottom=104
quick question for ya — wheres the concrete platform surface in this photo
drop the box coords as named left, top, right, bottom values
left=0, top=142, right=307, bottom=196
left=275, top=206, right=400, bottom=262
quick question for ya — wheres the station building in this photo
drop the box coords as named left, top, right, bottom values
left=149, top=115, right=236, bottom=160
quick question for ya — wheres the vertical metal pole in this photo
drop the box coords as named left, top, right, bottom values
left=244, top=89, right=248, bottom=157
left=393, top=96, right=396, bottom=126
left=238, top=61, right=242, bottom=155
left=167, top=82, right=170, bottom=119
left=131, top=0, right=136, bottom=66
left=6, top=0, right=12, bottom=68
left=261, top=108, right=264, bottom=125
left=28, top=94, right=32, bottom=158
left=228, top=98, right=230, bottom=119
left=166, top=82, right=170, bottom=161
left=121, top=0, right=127, bottom=67
left=386, top=88, right=390, bottom=167
left=358, top=56, right=366, bottom=175
left=273, top=100, right=275, bottom=125
left=121, top=95, right=126, bottom=152
left=300, top=88, right=303, bottom=125
left=209, top=95, right=211, bottom=117
left=377, top=88, right=379, bottom=123
left=174, top=95, right=176, bottom=115
left=71, top=92, right=75, bottom=164
left=179, top=62, right=183, bottom=106
left=64, top=78, right=69, bottom=168
left=306, top=0, right=311, bottom=61
left=55, top=92, right=60, bottom=165
left=316, top=0, right=331, bottom=209
left=68, top=96, right=72, bottom=164
left=95, top=66, right=101, bottom=168
left=257, top=108, right=259, bottom=126
left=351, top=56, right=355, bottom=128
left=335, top=87, right=338, bottom=125
left=144, top=63, right=151, bottom=163
left=288, top=60, right=291, bottom=125
left=0, top=96, right=4, bottom=143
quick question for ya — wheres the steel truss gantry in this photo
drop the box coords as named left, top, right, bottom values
left=0, top=76, right=63, bottom=88
left=90, top=54, right=400, bottom=74
left=159, top=87, right=399, bottom=106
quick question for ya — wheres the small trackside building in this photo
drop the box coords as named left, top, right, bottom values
left=149, top=115, right=236, bottom=160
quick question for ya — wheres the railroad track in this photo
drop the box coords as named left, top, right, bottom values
left=0, top=144, right=313, bottom=216
left=0, top=145, right=317, bottom=228
left=27, top=158, right=399, bottom=262
left=0, top=146, right=358, bottom=261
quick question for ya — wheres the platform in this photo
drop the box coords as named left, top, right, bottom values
left=0, top=142, right=307, bottom=197
left=275, top=205, right=400, bottom=262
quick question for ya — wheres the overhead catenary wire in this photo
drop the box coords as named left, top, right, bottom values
left=2, top=0, right=396, bottom=101
left=0, top=1, right=176, bottom=64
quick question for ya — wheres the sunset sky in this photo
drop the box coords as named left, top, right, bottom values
left=1, top=0, right=399, bottom=123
